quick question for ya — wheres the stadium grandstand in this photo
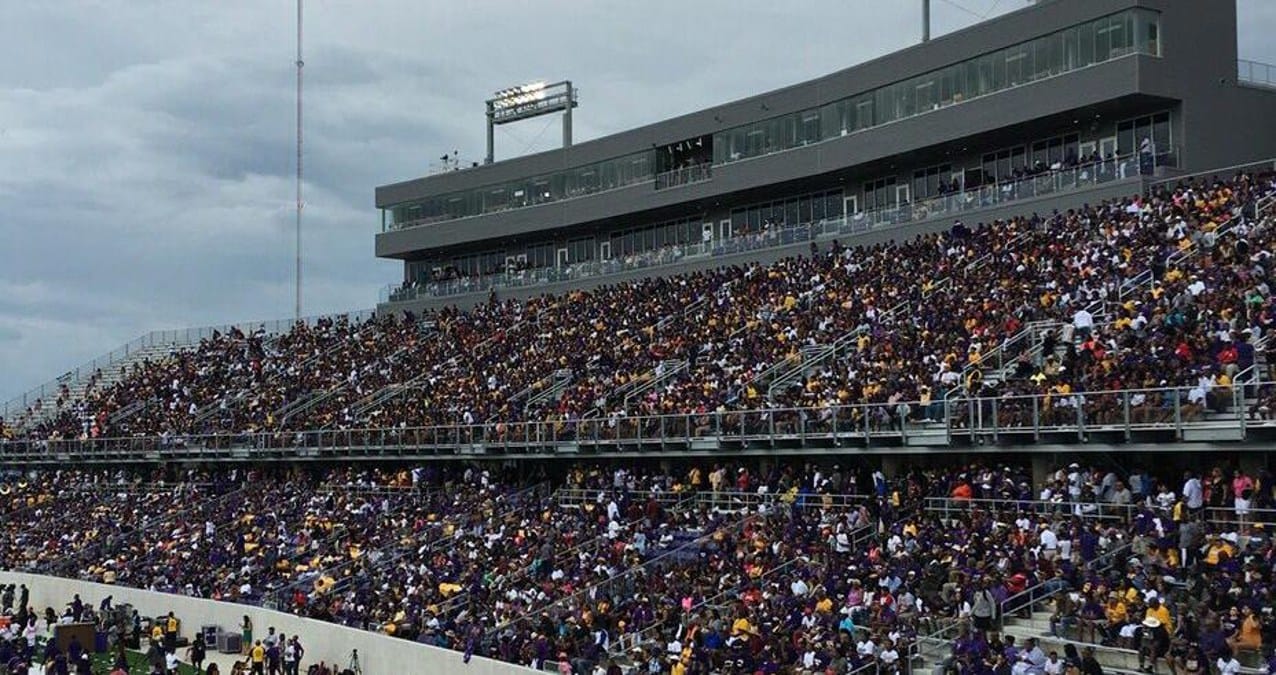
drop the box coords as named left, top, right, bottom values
left=4, top=1, right=1276, bottom=674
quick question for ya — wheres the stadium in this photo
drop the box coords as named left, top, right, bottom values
left=3, top=0, right=1276, bottom=674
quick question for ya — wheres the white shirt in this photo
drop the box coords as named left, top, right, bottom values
left=1040, top=528, right=1059, bottom=550
left=1183, top=478, right=1204, bottom=509
left=1217, top=657, right=1241, bottom=675
left=1073, top=309, right=1094, bottom=330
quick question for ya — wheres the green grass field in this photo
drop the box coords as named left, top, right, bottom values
left=86, top=648, right=204, bottom=675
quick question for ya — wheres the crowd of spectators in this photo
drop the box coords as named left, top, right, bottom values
left=0, top=459, right=1272, bottom=674
left=3, top=172, right=1275, bottom=453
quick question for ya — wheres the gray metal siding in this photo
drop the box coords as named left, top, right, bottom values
left=374, top=0, right=1146, bottom=207
left=376, top=56, right=1150, bottom=258
left=378, top=177, right=1145, bottom=315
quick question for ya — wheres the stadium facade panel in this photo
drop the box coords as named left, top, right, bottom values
left=373, top=0, right=1276, bottom=314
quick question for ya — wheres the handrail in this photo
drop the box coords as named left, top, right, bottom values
left=386, top=155, right=1153, bottom=303
left=924, top=497, right=1139, bottom=521
left=488, top=513, right=755, bottom=637
left=3, top=310, right=374, bottom=421
left=767, top=299, right=909, bottom=400
left=1147, top=154, right=1276, bottom=192
left=41, top=483, right=249, bottom=577
left=342, top=307, right=544, bottom=427
left=612, top=553, right=806, bottom=662
left=525, top=368, right=574, bottom=409
left=999, top=539, right=1132, bottom=617
left=438, top=490, right=701, bottom=621
left=6, top=380, right=1276, bottom=461
left=273, top=481, right=552, bottom=607
left=621, top=359, right=687, bottom=409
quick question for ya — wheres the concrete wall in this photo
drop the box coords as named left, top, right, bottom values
left=0, top=571, right=533, bottom=675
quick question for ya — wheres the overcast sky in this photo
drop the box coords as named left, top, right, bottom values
left=2, top=0, right=1275, bottom=404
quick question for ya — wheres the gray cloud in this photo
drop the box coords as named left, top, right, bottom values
left=2, top=0, right=1275, bottom=404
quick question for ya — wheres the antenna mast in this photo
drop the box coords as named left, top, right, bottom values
left=294, top=0, right=304, bottom=320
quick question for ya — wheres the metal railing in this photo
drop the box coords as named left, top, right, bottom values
left=487, top=513, right=754, bottom=638
left=2, top=309, right=374, bottom=421
left=1148, top=154, right=1276, bottom=192
left=924, top=497, right=1140, bottom=522
left=383, top=153, right=1157, bottom=303
left=6, top=381, right=1273, bottom=462
left=1238, top=59, right=1276, bottom=90
left=654, top=163, right=712, bottom=189
left=998, top=539, right=1133, bottom=618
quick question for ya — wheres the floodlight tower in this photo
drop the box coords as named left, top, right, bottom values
left=485, top=80, right=579, bottom=164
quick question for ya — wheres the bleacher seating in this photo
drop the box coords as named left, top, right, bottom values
left=2, top=171, right=1274, bottom=459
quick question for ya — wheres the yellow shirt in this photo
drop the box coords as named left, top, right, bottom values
left=251, top=645, right=266, bottom=663
left=731, top=617, right=752, bottom=636
left=1145, top=605, right=1172, bottom=632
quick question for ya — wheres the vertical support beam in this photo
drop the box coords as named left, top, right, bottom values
left=562, top=81, right=574, bottom=149
left=485, top=102, right=496, bottom=164
left=922, top=0, right=931, bottom=42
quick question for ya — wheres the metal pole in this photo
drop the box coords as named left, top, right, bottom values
left=563, top=81, right=573, bottom=149
left=294, top=0, right=304, bottom=321
left=485, top=102, right=495, bottom=164
left=922, top=0, right=931, bottom=42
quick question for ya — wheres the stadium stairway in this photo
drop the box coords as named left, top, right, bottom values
left=996, top=609, right=1266, bottom=675
left=10, top=341, right=175, bottom=434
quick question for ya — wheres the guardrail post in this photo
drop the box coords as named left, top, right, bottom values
left=1173, top=389, right=1182, bottom=440
left=1076, top=396, right=1086, bottom=442
left=1235, top=384, right=1246, bottom=440
left=991, top=397, right=999, bottom=443
left=1122, top=391, right=1131, bottom=441
left=1032, top=394, right=1040, bottom=441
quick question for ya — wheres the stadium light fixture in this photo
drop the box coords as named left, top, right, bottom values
left=485, top=80, right=578, bottom=164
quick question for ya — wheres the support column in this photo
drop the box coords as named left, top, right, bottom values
left=485, top=103, right=495, bottom=164
left=562, top=81, right=574, bottom=149
left=1031, top=455, right=1055, bottom=492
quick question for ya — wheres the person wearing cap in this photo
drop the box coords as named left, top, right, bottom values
left=1138, top=615, right=1171, bottom=673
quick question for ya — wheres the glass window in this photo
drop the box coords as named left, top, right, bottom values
left=800, top=111, right=821, bottom=144
left=1063, top=28, right=1079, bottom=70
left=826, top=192, right=844, bottom=219
left=961, top=61, right=978, bottom=102
left=916, top=78, right=936, bottom=112
left=1140, top=11, right=1160, bottom=55
left=1152, top=112, right=1171, bottom=154
left=855, top=96, right=874, bottom=130
left=1117, top=121, right=1135, bottom=156
left=812, top=195, right=826, bottom=222
left=1095, top=16, right=1112, bottom=62
left=1078, top=20, right=1095, bottom=68
left=1033, top=37, right=1051, bottom=81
